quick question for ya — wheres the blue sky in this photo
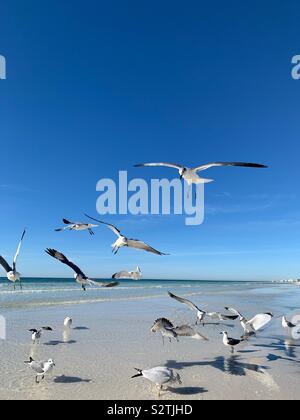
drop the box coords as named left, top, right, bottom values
left=0, top=0, right=299, bottom=280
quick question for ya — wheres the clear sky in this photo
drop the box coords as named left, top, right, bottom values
left=0, top=0, right=299, bottom=280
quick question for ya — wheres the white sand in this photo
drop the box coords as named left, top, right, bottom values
left=0, top=293, right=299, bottom=400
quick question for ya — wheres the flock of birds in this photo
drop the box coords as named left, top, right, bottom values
left=1, top=160, right=298, bottom=395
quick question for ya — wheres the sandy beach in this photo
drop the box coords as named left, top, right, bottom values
left=0, top=280, right=299, bottom=400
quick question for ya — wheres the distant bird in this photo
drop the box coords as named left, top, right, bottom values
left=282, top=316, right=299, bottom=329
left=132, top=367, right=182, bottom=396
left=85, top=214, right=168, bottom=256
left=0, top=229, right=26, bottom=290
left=168, top=291, right=206, bottom=324
left=29, top=327, right=53, bottom=344
left=64, top=317, right=73, bottom=328
left=221, top=331, right=243, bottom=354
left=55, top=219, right=98, bottom=235
left=25, top=357, right=55, bottom=384
left=112, top=266, right=142, bottom=280
left=207, top=312, right=239, bottom=322
left=135, top=161, right=267, bottom=196
left=225, top=307, right=273, bottom=334
left=45, top=249, right=119, bottom=291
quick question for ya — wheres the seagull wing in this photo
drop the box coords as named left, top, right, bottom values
left=0, top=256, right=13, bottom=273
left=224, top=307, right=244, bottom=318
left=84, top=214, right=122, bottom=237
left=168, top=291, right=202, bottom=313
left=193, top=162, right=268, bottom=172
left=63, top=219, right=74, bottom=225
left=134, top=162, right=183, bottom=170
left=30, top=361, right=45, bottom=374
left=173, top=325, right=209, bottom=341
left=13, top=229, right=26, bottom=270
left=45, top=249, right=87, bottom=278
left=87, top=279, right=119, bottom=288
left=127, top=239, right=168, bottom=255
left=246, top=313, right=273, bottom=332
left=112, top=270, right=130, bottom=279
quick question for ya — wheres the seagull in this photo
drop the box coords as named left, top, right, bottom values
left=55, top=219, right=98, bottom=235
left=225, top=307, right=273, bottom=334
left=221, top=331, right=243, bottom=354
left=64, top=317, right=73, bottom=328
left=0, top=229, right=26, bottom=290
left=135, top=161, right=268, bottom=196
left=84, top=214, right=168, bottom=256
left=282, top=316, right=299, bottom=329
left=168, top=291, right=206, bottom=324
left=131, top=367, right=181, bottom=396
left=207, top=312, right=239, bottom=322
left=29, top=327, right=53, bottom=344
left=45, top=249, right=119, bottom=291
left=151, top=318, right=179, bottom=344
left=25, top=357, right=55, bottom=384
left=112, top=266, right=142, bottom=280
left=151, top=318, right=208, bottom=343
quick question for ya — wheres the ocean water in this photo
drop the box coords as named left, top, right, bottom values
left=0, top=278, right=296, bottom=313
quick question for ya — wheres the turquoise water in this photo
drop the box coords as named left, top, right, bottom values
left=0, top=277, right=288, bottom=311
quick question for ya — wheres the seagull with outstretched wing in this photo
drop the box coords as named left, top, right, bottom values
left=225, top=306, right=273, bottom=333
left=45, top=249, right=119, bottom=291
left=55, top=218, right=98, bottom=235
left=84, top=214, right=169, bottom=256
left=168, top=291, right=206, bottom=324
left=135, top=161, right=267, bottom=196
left=0, top=229, right=26, bottom=290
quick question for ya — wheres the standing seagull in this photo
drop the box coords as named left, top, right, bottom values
left=64, top=317, right=73, bottom=328
left=221, top=331, right=243, bottom=354
left=25, top=357, right=55, bottom=384
left=0, top=229, right=26, bottom=290
left=135, top=161, right=267, bottom=196
left=112, top=267, right=142, bottom=280
left=168, top=291, right=206, bottom=325
left=85, top=214, right=168, bottom=256
left=55, top=218, right=98, bottom=235
left=132, top=367, right=181, bottom=396
left=225, top=307, right=273, bottom=334
left=45, top=249, right=119, bottom=291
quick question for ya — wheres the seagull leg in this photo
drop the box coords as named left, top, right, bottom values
left=157, top=385, right=163, bottom=397
left=36, top=376, right=39, bottom=384
left=19, top=279, right=23, bottom=291
left=114, top=247, right=119, bottom=255
left=162, top=336, right=165, bottom=347
left=88, top=229, right=94, bottom=236
left=82, top=285, right=86, bottom=292
left=231, top=346, right=235, bottom=354
left=13, top=284, right=16, bottom=291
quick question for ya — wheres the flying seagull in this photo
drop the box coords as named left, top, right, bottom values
left=135, top=161, right=267, bottom=186
left=221, top=331, right=244, bottom=354
left=55, top=219, right=98, bottom=235
left=225, top=307, right=273, bottom=334
left=168, top=291, right=206, bottom=324
left=84, top=214, right=168, bottom=256
left=25, top=357, right=55, bottom=384
left=29, top=327, right=53, bottom=344
left=0, top=229, right=26, bottom=290
left=131, top=367, right=182, bottom=397
left=112, top=266, right=142, bottom=280
left=45, top=249, right=119, bottom=291
left=282, top=316, right=299, bottom=329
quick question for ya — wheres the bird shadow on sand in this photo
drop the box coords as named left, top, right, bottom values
left=253, top=338, right=300, bottom=359
left=165, top=356, right=268, bottom=377
left=43, top=340, right=77, bottom=346
left=54, top=375, right=92, bottom=384
left=168, top=386, right=208, bottom=395
left=72, top=327, right=90, bottom=331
